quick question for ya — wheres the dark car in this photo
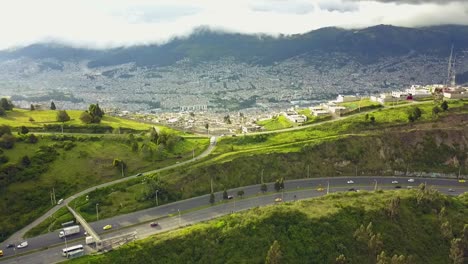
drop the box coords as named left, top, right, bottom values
left=5, top=244, right=14, bottom=249
left=348, top=188, right=356, bottom=192
left=227, top=195, right=234, bottom=200
left=395, top=185, right=402, bottom=189
left=150, top=222, right=159, bottom=227
left=136, top=173, right=143, bottom=177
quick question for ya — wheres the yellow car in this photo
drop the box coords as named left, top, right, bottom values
left=317, top=187, right=324, bottom=192
left=0, top=250, right=3, bottom=257
left=274, top=197, right=282, bottom=202
left=103, top=224, right=112, bottom=230
left=459, top=179, right=466, bottom=183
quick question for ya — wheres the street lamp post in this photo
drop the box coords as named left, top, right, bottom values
left=178, top=209, right=181, bottom=226
left=374, top=180, right=378, bottom=191
left=96, top=203, right=99, bottom=221
left=327, top=180, right=330, bottom=194
left=155, top=190, right=159, bottom=206
left=64, top=235, right=68, bottom=256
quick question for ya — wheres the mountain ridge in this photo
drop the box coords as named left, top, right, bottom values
left=1, top=24, right=467, bottom=68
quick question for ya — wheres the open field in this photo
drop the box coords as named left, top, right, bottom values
left=0, top=108, right=175, bottom=132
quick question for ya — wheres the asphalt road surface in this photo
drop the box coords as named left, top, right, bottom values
left=1, top=176, right=466, bottom=263
left=4, top=138, right=217, bottom=245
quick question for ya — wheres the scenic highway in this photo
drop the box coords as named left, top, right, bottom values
left=3, top=137, right=217, bottom=245
left=1, top=176, right=466, bottom=263
left=3, top=100, right=423, bottom=245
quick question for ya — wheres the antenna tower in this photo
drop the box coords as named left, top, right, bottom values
left=446, top=45, right=456, bottom=87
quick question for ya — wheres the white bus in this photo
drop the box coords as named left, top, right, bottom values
left=67, top=249, right=85, bottom=259
left=62, top=244, right=84, bottom=257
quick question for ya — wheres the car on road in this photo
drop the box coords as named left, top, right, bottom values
left=136, top=173, right=143, bottom=177
left=0, top=250, right=3, bottom=257
left=274, top=197, right=282, bottom=202
left=395, top=185, right=402, bottom=189
left=459, top=179, right=466, bottom=183
left=348, top=188, right=357, bottom=192
left=391, top=180, right=398, bottom=184
left=347, top=180, right=354, bottom=184
left=150, top=222, right=159, bottom=227
left=316, top=187, right=324, bottom=192
left=57, top=198, right=64, bottom=205
left=448, top=189, right=455, bottom=192
left=227, top=195, right=234, bottom=200
left=408, top=179, right=415, bottom=183
left=17, top=241, right=28, bottom=249
left=5, top=244, right=15, bottom=249
left=103, top=225, right=112, bottom=230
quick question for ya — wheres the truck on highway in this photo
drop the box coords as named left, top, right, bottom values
left=59, top=225, right=80, bottom=238
left=85, top=236, right=95, bottom=245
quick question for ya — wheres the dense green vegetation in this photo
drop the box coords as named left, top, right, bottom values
left=65, top=100, right=467, bottom=223
left=0, top=129, right=209, bottom=241
left=71, top=189, right=468, bottom=264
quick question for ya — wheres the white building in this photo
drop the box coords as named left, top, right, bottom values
left=285, top=114, right=307, bottom=123
left=313, top=110, right=329, bottom=116
left=336, top=94, right=359, bottom=103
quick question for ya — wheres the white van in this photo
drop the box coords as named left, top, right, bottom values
left=57, top=198, right=64, bottom=205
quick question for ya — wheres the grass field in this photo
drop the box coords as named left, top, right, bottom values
left=0, top=108, right=172, bottom=132
left=256, top=115, right=293, bottom=130
left=71, top=190, right=468, bottom=264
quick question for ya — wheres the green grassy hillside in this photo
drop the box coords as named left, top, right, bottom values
left=0, top=133, right=209, bottom=241
left=66, top=101, right=467, bottom=223
left=0, top=108, right=172, bottom=132
left=71, top=189, right=468, bottom=264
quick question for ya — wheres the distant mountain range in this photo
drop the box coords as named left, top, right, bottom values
left=1, top=24, right=468, bottom=68
left=1, top=24, right=468, bottom=112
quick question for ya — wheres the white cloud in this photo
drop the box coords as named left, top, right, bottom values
left=0, top=0, right=467, bottom=50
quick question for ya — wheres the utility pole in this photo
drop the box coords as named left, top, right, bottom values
left=261, top=169, right=264, bottom=184
left=327, top=181, right=330, bottom=195
left=155, top=190, right=159, bottom=206
left=307, top=165, right=310, bottom=178
left=178, top=209, right=181, bottom=226
left=374, top=180, right=378, bottom=191
left=52, top=188, right=56, bottom=205
left=50, top=192, right=54, bottom=206
left=96, top=203, right=99, bottom=221
left=210, top=176, right=214, bottom=194
left=64, top=235, right=68, bottom=255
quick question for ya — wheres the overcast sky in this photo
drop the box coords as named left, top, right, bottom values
left=1, top=0, right=468, bottom=50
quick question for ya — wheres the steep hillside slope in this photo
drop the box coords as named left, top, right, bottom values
left=71, top=190, right=468, bottom=264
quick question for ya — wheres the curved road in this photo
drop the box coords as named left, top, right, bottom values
left=3, top=138, right=217, bottom=245
left=0, top=99, right=445, bottom=254
left=1, top=176, right=466, bottom=263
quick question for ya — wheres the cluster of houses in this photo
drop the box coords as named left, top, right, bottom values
left=117, top=83, right=467, bottom=135
left=370, top=84, right=468, bottom=103
left=286, top=83, right=468, bottom=124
